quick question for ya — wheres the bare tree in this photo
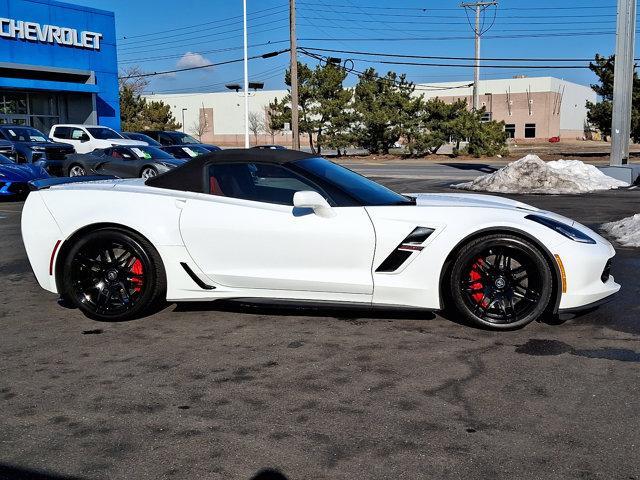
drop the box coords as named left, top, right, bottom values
left=118, top=66, right=150, bottom=95
left=190, top=118, right=207, bottom=141
left=263, top=109, right=281, bottom=144
left=248, top=111, right=263, bottom=146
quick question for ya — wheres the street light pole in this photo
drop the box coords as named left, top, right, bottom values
left=290, top=0, right=300, bottom=150
left=181, top=108, right=187, bottom=133
left=243, top=0, right=250, bottom=148
left=610, top=0, right=637, bottom=166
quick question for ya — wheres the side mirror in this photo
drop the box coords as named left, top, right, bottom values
left=293, top=191, right=335, bottom=218
left=80, top=134, right=90, bottom=142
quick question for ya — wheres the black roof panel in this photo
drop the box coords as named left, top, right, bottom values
left=145, top=148, right=316, bottom=192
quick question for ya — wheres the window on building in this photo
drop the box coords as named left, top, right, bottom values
left=481, top=112, right=492, bottom=122
left=505, top=124, right=516, bottom=139
left=525, top=123, right=536, bottom=138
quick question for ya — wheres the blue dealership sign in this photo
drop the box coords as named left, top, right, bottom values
left=0, top=0, right=119, bottom=129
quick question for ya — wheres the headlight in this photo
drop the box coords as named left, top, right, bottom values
left=30, top=146, right=46, bottom=151
left=525, top=214, right=596, bottom=244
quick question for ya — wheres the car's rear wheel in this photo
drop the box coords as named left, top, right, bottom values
left=61, top=228, right=166, bottom=321
left=140, top=167, right=157, bottom=179
left=69, top=164, right=86, bottom=177
left=448, top=234, right=553, bottom=330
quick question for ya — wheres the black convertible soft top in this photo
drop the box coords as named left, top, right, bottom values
left=146, top=148, right=316, bottom=192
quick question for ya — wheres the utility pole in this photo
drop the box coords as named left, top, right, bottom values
left=290, top=0, right=300, bottom=150
left=610, top=0, right=636, bottom=166
left=242, top=0, right=250, bottom=148
left=460, top=1, right=497, bottom=111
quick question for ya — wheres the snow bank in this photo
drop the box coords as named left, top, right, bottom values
left=601, top=214, right=640, bottom=247
left=452, top=154, right=629, bottom=194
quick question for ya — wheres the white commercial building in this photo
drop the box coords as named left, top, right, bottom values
left=145, top=76, right=597, bottom=147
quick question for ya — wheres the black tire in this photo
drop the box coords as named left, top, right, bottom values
left=61, top=228, right=166, bottom=321
left=68, top=164, right=86, bottom=177
left=140, top=166, right=158, bottom=179
left=447, top=234, right=553, bottom=330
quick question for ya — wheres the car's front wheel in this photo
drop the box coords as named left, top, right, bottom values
left=448, top=234, right=553, bottom=330
left=68, top=164, right=86, bottom=177
left=61, top=228, right=166, bottom=321
left=140, top=166, right=157, bottom=179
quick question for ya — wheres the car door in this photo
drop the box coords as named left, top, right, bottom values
left=98, top=147, right=137, bottom=177
left=179, top=162, right=376, bottom=295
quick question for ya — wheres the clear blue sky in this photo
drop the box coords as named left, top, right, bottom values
left=65, top=0, right=632, bottom=95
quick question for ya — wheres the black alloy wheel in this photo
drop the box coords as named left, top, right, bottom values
left=449, top=234, right=553, bottom=330
left=61, top=228, right=166, bottom=321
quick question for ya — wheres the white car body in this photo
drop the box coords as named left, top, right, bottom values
left=21, top=173, right=619, bottom=315
left=49, top=124, right=147, bottom=154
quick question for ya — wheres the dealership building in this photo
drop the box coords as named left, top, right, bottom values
left=0, top=0, right=119, bottom=133
left=147, top=76, right=597, bottom=147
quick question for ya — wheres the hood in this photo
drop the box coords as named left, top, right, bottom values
left=108, top=139, right=148, bottom=147
left=410, top=192, right=542, bottom=212
left=0, top=163, right=49, bottom=182
left=29, top=141, right=74, bottom=149
left=410, top=192, right=585, bottom=228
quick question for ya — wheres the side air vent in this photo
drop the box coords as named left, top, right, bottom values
left=376, top=227, right=435, bottom=273
left=180, top=262, right=216, bottom=290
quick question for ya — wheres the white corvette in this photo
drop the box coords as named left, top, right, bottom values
left=21, top=150, right=619, bottom=330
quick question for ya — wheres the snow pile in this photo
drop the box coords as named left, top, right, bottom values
left=452, top=154, right=629, bottom=194
left=601, top=214, right=640, bottom=247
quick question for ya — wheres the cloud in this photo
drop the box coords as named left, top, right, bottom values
left=176, top=52, right=214, bottom=69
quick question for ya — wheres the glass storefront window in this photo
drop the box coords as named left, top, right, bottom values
left=0, top=93, right=28, bottom=115
left=29, top=93, right=59, bottom=116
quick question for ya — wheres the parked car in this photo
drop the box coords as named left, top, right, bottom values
left=64, top=145, right=185, bottom=179
left=122, top=132, right=161, bottom=147
left=161, top=144, right=211, bottom=159
left=0, top=139, right=15, bottom=158
left=0, top=125, right=74, bottom=176
left=200, top=145, right=222, bottom=152
left=138, top=130, right=221, bottom=151
left=252, top=145, right=286, bottom=150
left=0, top=153, right=49, bottom=198
left=22, top=149, right=619, bottom=327
left=49, top=124, right=147, bottom=154
left=136, top=130, right=201, bottom=146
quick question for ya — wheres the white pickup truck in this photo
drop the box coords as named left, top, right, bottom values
left=49, top=124, right=147, bottom=154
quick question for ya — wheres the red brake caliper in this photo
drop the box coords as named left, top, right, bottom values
left=469, top=259, right=486, bottom=306
left=130, top=259, right=144, bottom=293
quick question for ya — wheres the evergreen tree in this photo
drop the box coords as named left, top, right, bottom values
left=586, top=54, right=640, bottom=141
left=352, top=69, right=418, bottom=154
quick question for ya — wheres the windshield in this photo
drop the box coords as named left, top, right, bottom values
left=86, top=127, right=124, bottom=139
left=124, top=133, right=161, bottom=146
left=129, top=146, right=174, bottom=160
left=171, top=132, right=200, bottom=144
left=291, top=157, right=413, bottom=206
left=0, top=154, right=13, bottom=164
left=1, top=127, right=48, bottom=142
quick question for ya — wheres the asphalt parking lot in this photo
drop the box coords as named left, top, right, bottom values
left=1, top=172, right=639, bottom=480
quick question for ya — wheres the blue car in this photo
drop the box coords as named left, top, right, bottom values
left=0, top=125, right=74, bottom=176
left=0, top=153, right=49, bottom=198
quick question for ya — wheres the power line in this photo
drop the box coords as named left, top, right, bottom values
left=298, top=46, right=607, bottom=62
left=118, top=41, right=288, bottom=64
left=295, top=1, right=616, bottom=11
left=117, top=4, right=288, bottom=41
left=118, top=18, right=289, bottom=50
left=297, top=31, right=628, bottom=42
left=119, top=49, right=290, bottom=79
